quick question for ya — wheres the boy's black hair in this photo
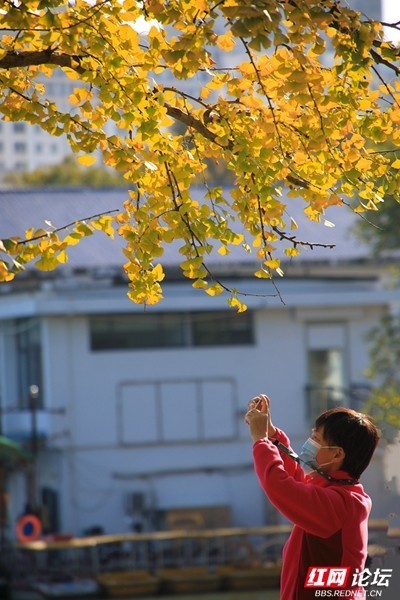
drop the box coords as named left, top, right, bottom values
left=315, top=407, right=379, bottom=480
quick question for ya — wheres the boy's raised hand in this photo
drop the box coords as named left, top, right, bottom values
left=245, top=394, right=277, bottom=440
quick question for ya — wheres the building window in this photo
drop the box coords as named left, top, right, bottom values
left=119, top=377, right=237, bottom=444
left=14, top=162, right=28, bottom=171
left=14, top=142, right=27, bottom=154
left=13, top=123, right=26, bottom=133
left=305, top=323, right=346, bottom=421
left=91, top=313, right=185, bottom=350
left=307, top=349, right=345, bottom=417
left=191, top=312, right=253, bottom=346
left=15, top=318, right=44, bottom=409
left=1, top=318, right=44, bottom=412
left=90, top=311, right=254, bottom=351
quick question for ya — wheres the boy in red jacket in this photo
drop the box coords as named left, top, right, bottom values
left=245, top=394, right=379, bottom=600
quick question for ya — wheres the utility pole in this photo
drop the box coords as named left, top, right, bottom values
left=27, top=384, right=39, bottom=510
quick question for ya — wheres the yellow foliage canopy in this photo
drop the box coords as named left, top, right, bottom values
left=0, top=0, right=400, bottom=307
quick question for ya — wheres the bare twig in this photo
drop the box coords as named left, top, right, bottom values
left=272, top=225, right=336, bottom=250
left=12, top=209, right=119, bottom=245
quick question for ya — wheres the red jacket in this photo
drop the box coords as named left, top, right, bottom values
left=253, top=428, right=371, bottom=600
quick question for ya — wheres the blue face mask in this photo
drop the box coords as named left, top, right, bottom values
left=298, top=437, right=321, bottom=473
left=273, top=438, right=357, bottom=485
left=298, top=437, right=338, bottom=474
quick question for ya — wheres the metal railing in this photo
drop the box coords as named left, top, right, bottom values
left=305, top=383, right=372, bottom=421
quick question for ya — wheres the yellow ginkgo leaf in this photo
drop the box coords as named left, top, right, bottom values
left=216, top=32, right=236, bottom=52
left=77, top=155, right=97, bottom=167
left=228, top=297, right=248, bottom=313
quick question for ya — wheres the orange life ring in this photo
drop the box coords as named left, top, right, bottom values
left=16, top=514, right=42, bottom=542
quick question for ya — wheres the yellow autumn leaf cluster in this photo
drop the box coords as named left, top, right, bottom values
left=0, top=0, right=399, bottom=309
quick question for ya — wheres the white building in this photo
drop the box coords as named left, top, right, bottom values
left=0, top=70, right=73, bottom=177
left=0, top=188, right=399, bottom=539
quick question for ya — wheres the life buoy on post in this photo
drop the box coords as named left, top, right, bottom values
left=16, top=513, right=42, bottom=542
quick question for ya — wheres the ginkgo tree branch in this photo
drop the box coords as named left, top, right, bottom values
left=166, top=105, right=222, bottom=146
left=271, top=226, right=336, bottom=250
left=371, top=64, right=400, bottom=109
left=7, top=209, right=119, bottom=246
left=370, top=48, right=400, bottom=77
left=0, top=50, right=86, bottom=73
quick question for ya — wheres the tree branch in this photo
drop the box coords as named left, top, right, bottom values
left=14, top=209, right=119, bottom=245
left=0, top=50, right=85, bottom=73
left=165, top=104, right=223, bottom=146
left=370, top=47, right=400, bottom=77
left=272, top=225, right=336, bottom=250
